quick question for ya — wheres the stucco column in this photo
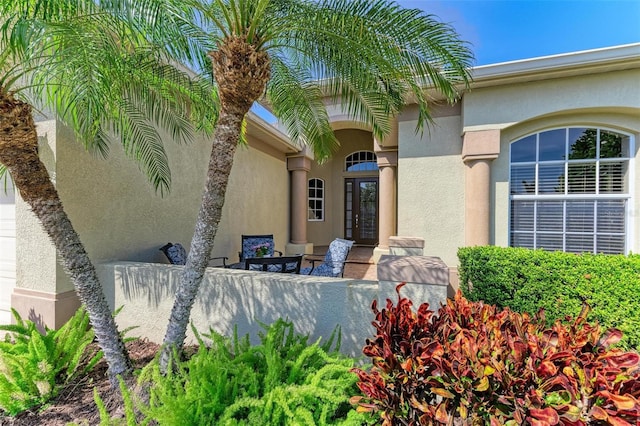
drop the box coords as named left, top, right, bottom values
left=373, top=145, right=398, bottom=263
left=286, top=155, right=313, bottom=255
left=461, top=129, right=501, bottom=247
left=11, top=120, right=81, bottom=331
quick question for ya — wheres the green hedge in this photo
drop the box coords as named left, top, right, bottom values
left=457, top=246, right=640, bottom=350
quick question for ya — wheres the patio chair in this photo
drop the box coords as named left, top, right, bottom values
left=300, top=238, right=354, bottom=277
left=159, top=242, right=228, bottom=267
left=238, top=234, right=283, bottom=262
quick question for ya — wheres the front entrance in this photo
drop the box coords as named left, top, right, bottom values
left=345, top=178, right=378, bottom=245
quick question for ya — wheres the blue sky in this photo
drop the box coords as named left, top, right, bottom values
left=396, top=0, right=640, bottom=65
left=253, top=0, right=639, bottom=121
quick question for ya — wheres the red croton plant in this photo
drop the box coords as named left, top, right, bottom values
left=351, top=284, right=640, bottom=426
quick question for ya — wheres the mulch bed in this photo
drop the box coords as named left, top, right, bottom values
left=2, top=339, right=161, bottom=426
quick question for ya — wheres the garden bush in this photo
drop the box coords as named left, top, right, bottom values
left=457, top=246, right=640, bottom=349
left=129, top=319, right=372, bottom=425
left=352, top=284, right=640, bottom=425
left=0, top=307, right=102, bottom=416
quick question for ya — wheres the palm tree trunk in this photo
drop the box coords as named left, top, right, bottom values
left=160, top=36, right=271, bottom=370
left=0, top=89, right=132, bottom=383
left=160, top=109, right=242, bottom=368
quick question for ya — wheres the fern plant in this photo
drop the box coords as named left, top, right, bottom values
left=0, top=307, right=102, bottom=416
left=125, top=319, right=372, bottom=425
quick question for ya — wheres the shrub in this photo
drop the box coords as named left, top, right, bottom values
left=133, top=319, right=372, bottom=425
left=352, top=284, right=640, bottom=425
left=457, top=246, right=640, bottom=349
left=0, top=307, right=102, bottom=416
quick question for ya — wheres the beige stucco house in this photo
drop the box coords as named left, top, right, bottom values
left=1, top=43, right=639, bottom=328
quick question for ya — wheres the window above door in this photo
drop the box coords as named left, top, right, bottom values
left=345, top=151, right=378, bottom=172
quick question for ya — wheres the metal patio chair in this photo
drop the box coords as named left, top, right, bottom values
left=300, top=238, right=354, bottom=277
left=238, top=234, right=283, bottom=262
left=159, top=242, right=228, bottom=267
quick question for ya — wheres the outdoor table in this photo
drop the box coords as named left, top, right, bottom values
left=229, top=255, right=303, bottom=274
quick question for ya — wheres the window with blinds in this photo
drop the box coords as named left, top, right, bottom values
left=509, top=128, right=632, bottom=254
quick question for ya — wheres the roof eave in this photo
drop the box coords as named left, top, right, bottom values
left=245, top=111, right=301, bottom=154
left=469, top=43, right=640, bottom=89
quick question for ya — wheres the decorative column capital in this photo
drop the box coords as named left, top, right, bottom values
left=287, top=155, right=311, bottom=172
left=462, top=129, right=501, bottom=163
left=376, top=150, right=398, bottom=168
left=374, top=116, right=399, bottom=149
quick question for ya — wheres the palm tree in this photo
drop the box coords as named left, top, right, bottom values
left=160, top=0, right=473, bottom=368
left=0, top=1, right=216, bottom=382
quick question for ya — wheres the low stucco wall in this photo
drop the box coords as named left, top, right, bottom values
left=97, top=260, right=448, bottom=358
left=98, top=262, right=378, bottom=357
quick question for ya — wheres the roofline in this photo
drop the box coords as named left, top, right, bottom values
left=245, top=111, right=300, bottom=154
left=195, top=43, right=640, bottom=148
left=469, top=43, right=640, bottom=88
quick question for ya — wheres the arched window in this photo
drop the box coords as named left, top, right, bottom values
left=345, top=151, right=378, bottom=172
left=510, top=127, right=633, bottom=254
left=308, top=178, right=324, bottom=221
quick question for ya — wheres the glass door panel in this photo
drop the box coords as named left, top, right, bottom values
left=345, top=178, right=378, bottom=245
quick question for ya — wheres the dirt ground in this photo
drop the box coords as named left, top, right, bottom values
left=1, top=339, right=161, bottom=426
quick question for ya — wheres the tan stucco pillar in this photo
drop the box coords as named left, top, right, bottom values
left=286, top=154, right=313, bottom=255
left=373, top=138, right=398, bottom=263
left=11, top=120, right=81, bottom=331
left=462, top=129, right=501, bottom=247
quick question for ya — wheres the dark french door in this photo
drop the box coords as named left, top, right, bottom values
left=344, top=178, right=378, bottom=245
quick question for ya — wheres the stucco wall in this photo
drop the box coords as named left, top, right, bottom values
left=16, top=120, right=60, bottom=293
left=96, top=261, right=447, bottom=357
left=463, top=69, right=640, bottom=129
left=98, top=262, right=378, bottom=356
left=17, top=120, right=290, bottom=298
left=397, top=107, right=465, bottom=267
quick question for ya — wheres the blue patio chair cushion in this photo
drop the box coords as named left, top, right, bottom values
left=300, top=262, right=335, bottom=276
left=160, top=242, right=187, bottom=265
left=241, top=236, right=276, bottom=260
left=301, top=238, right=354, bottom=277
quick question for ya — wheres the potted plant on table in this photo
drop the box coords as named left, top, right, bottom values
left=252, top=243, right=271, bottom=257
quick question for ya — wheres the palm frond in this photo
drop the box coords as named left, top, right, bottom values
left=262, top=0, right=473, bottom=144
left=110, top=99, right=173, bottom=195
left=267, top=56, right=337, bottom=161
left=3, top=0, right=473, bottom=188
left=5, top=1, right=219, bottom=194
left=104, top=0, right=216, bottom=73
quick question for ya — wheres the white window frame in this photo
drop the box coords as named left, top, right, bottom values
left=308, top=178, right=324, bottom=221
left=509, top=127, right=635, bottom=254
